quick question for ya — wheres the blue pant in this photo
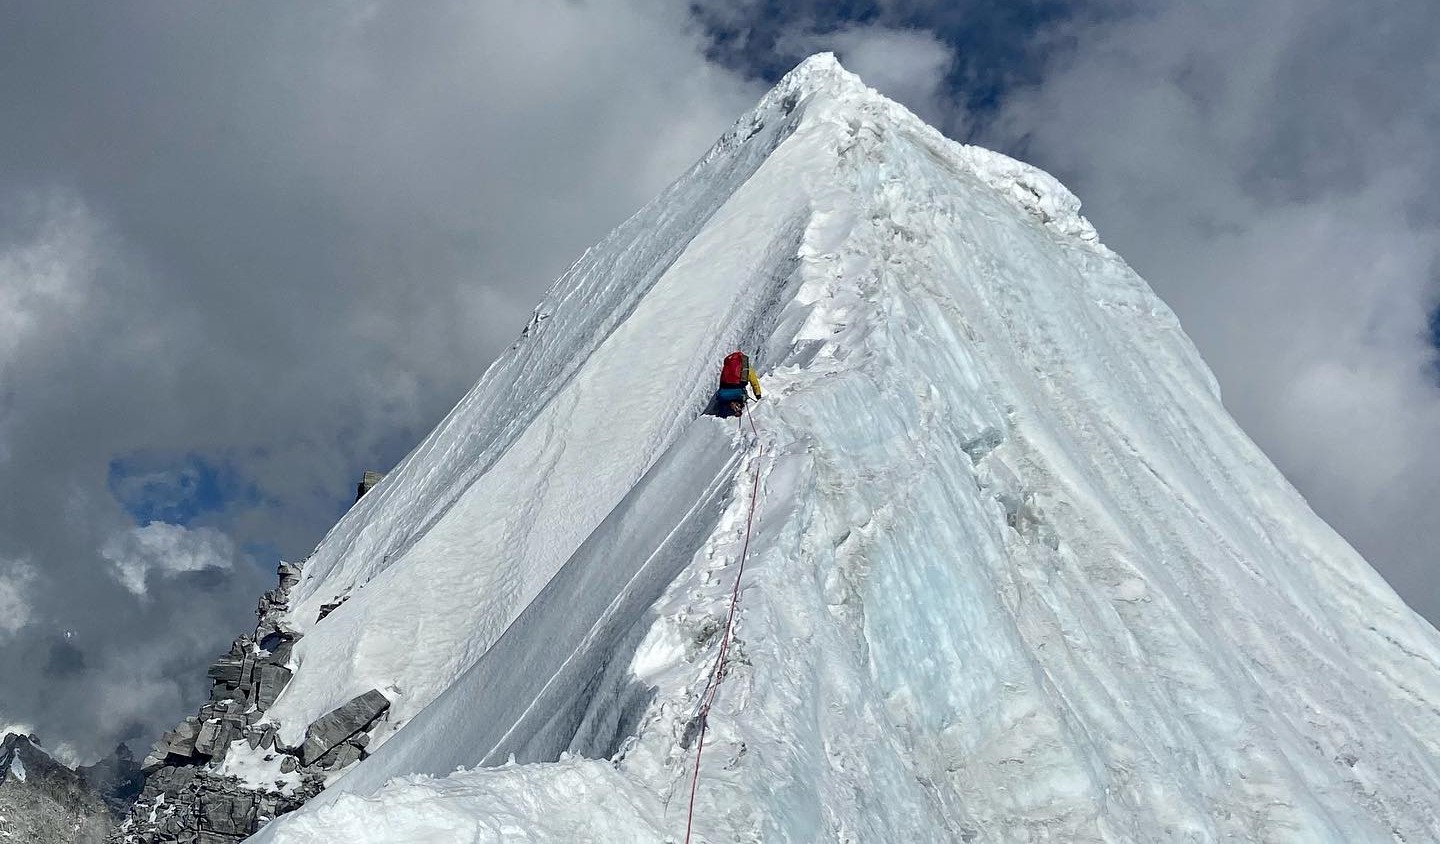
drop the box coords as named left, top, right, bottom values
left=713, top=386, right=747, bottom=418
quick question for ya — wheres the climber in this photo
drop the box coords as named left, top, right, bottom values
left=711, top=350, right=762, bottom=418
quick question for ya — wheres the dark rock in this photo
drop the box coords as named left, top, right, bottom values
left=144, top=719, right=202, bottom=770
left=255, top=664, right=293, bottom=711
left=207, top=654, right=245, bottom=686
left=299, top=690, right=389, bottom=766
left=316, top=596, right=348, bottom=623
left=315, top=741, right=361, bottom=771
left=168, top=720, right=200, bottom=752
left=257, top=793, right=280, bottom=819
left=277, top=561, right=301, bottom=590
left=193, top=721, right=220, bottom=757
left=258, top=630, right=283, bottom=651
left=199, top=788, right=256, bottom=835
left=279, top=756, right=298, bottom=774
left=355, top=470, right=385, bottom=501
left=193, top=721, right=237, bottom=759
left=169, top=765, right=195, bottom=786
left=265, top=636, right=297, bottom=666
left=239, top=652, right=259, bottom=689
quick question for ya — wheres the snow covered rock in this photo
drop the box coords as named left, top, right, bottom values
left=181, top=52, right=1440, bottom=841
left=115, top=563, right=327, bottom=843
left=297, top=692, right=388, bottom=768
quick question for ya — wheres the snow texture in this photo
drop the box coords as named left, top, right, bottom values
left=216, top=740, right=302, bottom=796
left=252, top=54, right=1440, bottom=842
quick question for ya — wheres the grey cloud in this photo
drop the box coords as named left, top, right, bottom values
left=774, top=25, right=958, bottom=130
left=984, top=0, right=1440, bottom=621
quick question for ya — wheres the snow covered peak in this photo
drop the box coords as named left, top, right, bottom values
left=250, top=57, right=1440, bottom=842
left=0, top=733, right=46, bottom=771
left=771, top=51, right=866, bottom=99
left=786, top=50, right=847, bottom=80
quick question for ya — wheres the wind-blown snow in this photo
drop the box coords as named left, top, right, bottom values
left=252, top=54, right=1440, bottom=843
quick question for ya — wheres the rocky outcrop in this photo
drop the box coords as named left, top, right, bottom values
left=254, top=664, right=293, bottom=711
left=298, top=691, right=389, bottom=767
left=111, top=560, right=392, bottom=843
left=0, top=733, right=111, bottom=843
left=355, top=470, right=385, bottom=501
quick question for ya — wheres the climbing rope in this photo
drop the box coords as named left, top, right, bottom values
left=683, top=409, right=763, bottom=844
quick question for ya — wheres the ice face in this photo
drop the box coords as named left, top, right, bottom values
left=251, top=54, right=1440, bottom=843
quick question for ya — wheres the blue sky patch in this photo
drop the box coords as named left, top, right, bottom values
left=107, top=452, right=260, bottom=527
left=690, top=0, right=1077, bottom=125
left=1429, top=306, right=1440, bottom=379
left=241, top=540, right=283, bottom=568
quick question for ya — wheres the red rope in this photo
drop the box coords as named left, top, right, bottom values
left=684, top=410, right=763, bottom=844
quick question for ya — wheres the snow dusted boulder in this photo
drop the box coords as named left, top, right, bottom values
left=142, top=718, right=200, bottom=771
left=297, top=691, right=388, bottom=767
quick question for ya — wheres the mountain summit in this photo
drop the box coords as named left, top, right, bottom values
left=136, top=54, right=1440, bottom=842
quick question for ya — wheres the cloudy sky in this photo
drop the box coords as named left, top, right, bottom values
left=1, top=0, right=1435, bottom=763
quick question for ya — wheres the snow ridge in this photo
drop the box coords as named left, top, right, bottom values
left=252, top=55, right=1440, bottom=843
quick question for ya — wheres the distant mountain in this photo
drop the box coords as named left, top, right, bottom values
left=0, top=733, right=110, bottom=843
left=76, top=744, right=142, bottom=819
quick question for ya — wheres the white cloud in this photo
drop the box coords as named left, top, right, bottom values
left=100, top=522, right=237, bottom=596
left=986, top=0, right=1440, bottom=617
left=777, top=25, right=956, bottom=129
left=0, top=0, right=764, bottom=759
left=0, top=559, right=36, bottom=638
left=0, top=193, right=101, bottom=378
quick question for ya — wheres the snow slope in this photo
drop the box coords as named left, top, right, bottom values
left=252, top=55, right=1440, bottom=842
